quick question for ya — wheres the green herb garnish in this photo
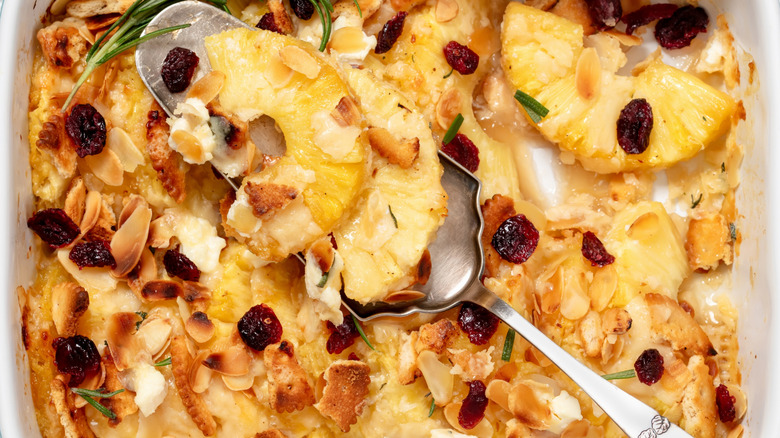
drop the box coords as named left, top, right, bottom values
left=601, top=369, right=636, bottom=380
left=308, top=0, right=362, bottom=52
left=721, top=162, right=726, bottom=173
left=135, top=311, right=148, bottom=330
left=388, top=205, right=398, bottom=228
left=428, top=397, right=436, bottom=417
left=691, top=193, right=703, bottom=209
left=351, top=314, right=375, bottom=350
left=71, top=388, right=125, bottom=420
left=502, top=329, right=515, bottom=361
left=317, top=271, right=330, bottom=288
left=729, top=222, right=737, bottom=241
left=154, top=357, right=172, bottom=367
left=514, top=90, right=549, bottom=124
left=443, top=68, right=454, bottom=79
left=443, top=113, right=464, bottom=144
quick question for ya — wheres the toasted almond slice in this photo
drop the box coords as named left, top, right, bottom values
left=266, top=55, right=294, bottom=88
left=52, top=282, right=89, bottom=337
left=78, top=190, right=102, bottom=238
left=137, top=316, right=173, bottom=358
left=172, top=130, right=207, bottom=163
left=107, top=127, right=144, bottom=173
left=486, top=379, right=511, bottom=412
left=315, top=360, right=370, bottom=432
left=416, top=350, right=453, bottom=405
left=127, top=247, right=157, bottom=298
left=203, top=346, right=250, bottom=376
left=575, top=47, right=601, bottom=100
left=435, top=0, right=458, bottom=22
left=727, top=425, right=744, bottom=438
left=328, top=26, right=368, bottom=54
left=416, top=249, right=432, bottom=285
left=578, top=311, right=604, bottom=358
left=182, top=281, right=211, bottom=303
left=222, top=372, right=255, bottom=392
left=604, top=30, right=642, bottom=47
left=57, top=249, right=118, bottom=293
left=560, top=267, right=590, bottom=320
left=443, top=402, right=494, bottom=437
left=279, top=46, right=320, bottom=80
left=728, top=384, right=747, bottom=421
left=64, top=177, right=87, bottom=225
left=106, top=312, right=145, bottom=371
left=110, top=201, right=152, bottom=277
left=188, top=349, right=213, bottom=394
left=331, top=96, right=361, bottom=127
left=589, top=264, right=617, bottom=312
left=601, top=308, right=632, bottom=335
left=384, top=290, right=425, bottom=303
left=141, top=280, right=182, bottom=301
left=186, top=312, right=216, bottom=344
left=309, top=237, right=335, bottom=273
left=508, top=381, right=552, bottom=430
left=436, top=88, right=462, bottom=130
left=148, top=215, right=175, bottom=248
left=171, top=335, right=216, bottom=435
left=187, top=71, right=226, bottom=104
left=367, top=127, right=419, bottom=168
left=84, top=148, right=124, bottom=186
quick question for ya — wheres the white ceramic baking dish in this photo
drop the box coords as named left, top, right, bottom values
left=1, top=0, right=779, bottom=437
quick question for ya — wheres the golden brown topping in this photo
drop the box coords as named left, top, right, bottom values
left=85, top=14, right=120, bottom=33
left=681, top=356, right=717, bottom=438
left=141, top=280, right=183, bottom=301
left=686, top=213, right=733, bottom=271
left=51, top=282, right=89, bottom=338
left=435, top=0, right=459, bottom=22
left=82, top=193, right=115, bottom=242
left=486, top=379, right=512, bottom=411
left=331, top=96, right=362, bottom=127
left=148, top=216, right=175, bottom=249
left=644, top=293, right=715, bottom=356
left=110, top=198, right=152, bottom=277
left=182, top=281, right=211, bottom=304
left=106, top=312, right=143, bottom=371
left=36, top=114, right=77, bottom=178
left=315, top=360, right=371, bottom=432
left=37, top=25, right=88, bottom=68
left=101, top=354, right=138, bottom=427
left=146, top=104, right=187, bottom=203
left=84, top=148, right=124, bottom=187
left=398, top=332, right=421, bottom=385
left=508, top=380, right=552, bottom=430
left=64, top=178, right=87, bottom=225
left=415, top=319, right=457, bottom=354
left=575, top=47, right=601, bottom=100
left=447, top=347, right=495, bottom=380
left=244, top=182, right=299, bottom=219
left=267, top=0, right=294, bottom=35
left=588, top=264, right=617, bottom=312
left=127, top=248, right=157, bottom=298
left=171, top=335, right=217, bottom=436
left=264, top=341, right=316, bottom=413
left=367, top=127, right=420, bottom=169
left=481, top=194, right=517, bottom=277
left=50, top=375, right=97, bottom=438
left=203, top=346, right=250, bottom=376
left=185, top=312, right=216, bottom=344
left=601, top=308, right=632, bottom=335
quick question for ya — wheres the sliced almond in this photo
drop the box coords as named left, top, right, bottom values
left=222, top=373, right=255, bottom=392
left=560, top=267, right=590, bottom=320
left=601, top=308, right=632, bottom=335
left=64, top=177, right=87, bottom=225
left=188, top=349, right=213, bottom=394
left=435, top=88, right=462, bottom=129
left=589, top=264, right=617, bottom=311
left=51, top=282, right=89, bottom=337
left=202, top=346, right=250, bottom=376
left=266, top=55, right=294, bottom=88
left=57, top=249, right=118, bottom=293
left=416, top=350, right=453, bottom=405
left=508, top=381, right=552, bottom=430
left=604, top=30, right=642, bottom=47
left=78, top=190, right=102, bottom=239
left=106, top=312, right=145, bottom=371
left=110, top=201, right=152, bottom=277
left=443, top=402, right=494, bottom=437
left=626, top=211, right=659, bottom=241
left=182, top=281, right=211, bottom=303
left=141, top=280, right=182, bottom=301
left=329, top=26, right=368, bottom=54
left=84, top=148, right=124, bottom=186
left=118, top=194, right=146, bottom=227
left=416, top=249, right=432, bottom=285
left=435, top=0, right=459, bottom=22
left=171, top=130, right=207, bottom=163
left=186, top=311, right=216, bottom=344
left=107, top=127, right=144, bottom=173
left=384, top=290, right=425, bottom=303
left=136, top=316, right=173, bottom=359
left=486, top=379, right=511, bottom=412
left=186, top=71, right=226, bottom=104
left=575, top=47, right=601, bottom=100
left=367, top=127, right=419, bottom=168
left=148, top=215, right=175, bottom=248
left=127, top=247, right=157, bottom=298
left=331, top=96, right=362, bottom=128
left=279, top=45, right=320, bottom=80
left=309, top=237, right=335, bottom=273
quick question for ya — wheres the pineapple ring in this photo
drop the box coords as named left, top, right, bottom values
left=205, top=28, right=370, bottom=261
left=501, top=3, right=736, bottom=173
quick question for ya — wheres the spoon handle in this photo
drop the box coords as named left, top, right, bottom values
left=468, top=285, right=691, bottom=438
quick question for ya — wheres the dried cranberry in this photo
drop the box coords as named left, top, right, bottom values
left=238, top=304, right=283, bottom=351
left=617, top=98, right=653, bottom=155
left=69, top=240, right=116, bottom=269
left=375, top=11, right=407, bottom=55
left=256, top=13, right=283, bottom=34
left=443, top=41, right=479, bottom=75
left=442, top=133, right=480, bottom=172
left=290, top=0, right=314, bottom=20
left=458, top=303, right=499, bottom=346
left=654, top=6, right=709, bottom=50
left=163, top=249, right=201, bottom=282
left=27, top=208, right=80, bottom=249
left=65, top=104, right=106, bottom=158
left=348, top=352, right=360, bottom=361
left=458, top=381, right=489, bottom=429
left=491, top=215, right=539, bottom=264
left=715, top=384, right=737, bottom=423
left=585, top=0, right=622, bottom=30
left=621, top=3, right=678, bottom=36
left=53, top=335, right=101, bottom=387
left=161, top=47, right=199, bottom=93
left=634, top=348, right=664, bottom=385
left=581, top=231, right=615, bottom=267
left=326, top=317, right=360, bottom=354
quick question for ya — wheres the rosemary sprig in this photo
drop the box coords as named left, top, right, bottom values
left=71, top=388, right=125, bottom=419
left=351, top=314, right=375, bottom=350
left=428, top=397, right=436, bottom=417
left=501, top=329, right=515, bottom=361
left=691, top=193, right=703, bottom=209
left=62, top=0, right=229, bottom=110
left=443, top=113, right=464, bottom=144
left=154, top=356, right=172, bottom=367
left=388, top=205, right=398, bottom=228
left=308, top=0, right=362, bottom=52
left=601, top=369, right=637, bottom=380
left=514, top=90, right=549, bottom=124
left=317, top=271, right=329, bottom=288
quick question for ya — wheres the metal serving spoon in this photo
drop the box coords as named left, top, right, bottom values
left=136, top=3, right=691, bottom=437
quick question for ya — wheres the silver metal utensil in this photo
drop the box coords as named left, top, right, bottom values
left=135, top=3, right=692, bottom=437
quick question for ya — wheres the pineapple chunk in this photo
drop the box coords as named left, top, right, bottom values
left=605, top=202, right=689, bottom=306
left=334, top=69, right=448, bottom=303
left=205, top=28, right=370, bottom=261
left=501, top=3, right=736, bottom=173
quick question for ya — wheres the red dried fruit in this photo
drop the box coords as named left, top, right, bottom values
left=163, top=248, right=201, bottom=282
left=491, top=215, right=539, bottom=264
left=375, top=11, right=407, bottom=55
left=581, top=231, right=615, bottom=267
left=458, top=381, right=489, bottom=430
left=326, top=317, right=360, bottom=354
left=238, top=304, right=283, bottom=351
left=458, top=303, right=500, bottom=346
left=27, top=208, right=81, bottom=249
left=256, top=13, right=283, bottom=34
left=715, top=384, right=737, bottom=423
left=443, top=41, right=479, bottom=75
left=290, top=0, right=314, bottom=20
left=53, top=335, right=101, bottom=387
left=442, top=133, right=480, bottom=173
left=654, top=6, right=709, bottom=50
left=65, top=103, right=107, bottom=158
left=585, top=0, right=622, bottom=30
left=348, top=352, right=360, bottom=361
left=161, top=47, right=200, bottom=93
left=634, top=348, right=664, bottom=385
left=69, top=240, right=116, bottom=269
left=621, top=3, right=678, bottom=36
left=617, top=98, right=653, bottom=155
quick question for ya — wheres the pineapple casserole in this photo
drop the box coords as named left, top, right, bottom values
left=22, top=0, right=751, bottom=437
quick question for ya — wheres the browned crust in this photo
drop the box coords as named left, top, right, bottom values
left=264, top=341, right=316, bottom=413
left=267, top=0, right=294, bottom=35
left=367, top=127, right=419, bottom=169
left=415, top=319, right=457, bottom=354
left=244, top=182, right=298, bottom=219
left=331, top=96, right=362, bottom=127
left=481, top=194, right=517, bottom=277
left=416, top=249, right=432, bottom=285
left=686, top=213, right=733, bottom=271
left=51, top=282, right=89, bottom=338
left=146, top=104, right=187, bottom=204
left=141, top=280, right=183, bottom=301
left=101, top=354, right=138, bottom=427
left=645, top=293, right=716, bottom=356
left=83, top=194, right=116, bottom=242
left=207, top=103, right=249, bottom=150
left=256, top=430, right=288, bottom=438
left=315, top=360, right=371, bottom=432
left=398, top=332, right=421, bottom=385
left=64, top=177, right=87, bottom=225
left=36, top=113, right=78, bottom=178
left=37, top=26, right=87, bottom=69
left=85, top=14, right=121, bottom=33
left=219, top=190, right=242, bottom=242
left=171, top=334, right=217, bottom=436
left=50, top=375, right=97, bottom=438
left=681, top=355, right=718, bottom=438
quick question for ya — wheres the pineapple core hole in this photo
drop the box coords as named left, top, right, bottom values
left=249, top=115, right=287, bottom=158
